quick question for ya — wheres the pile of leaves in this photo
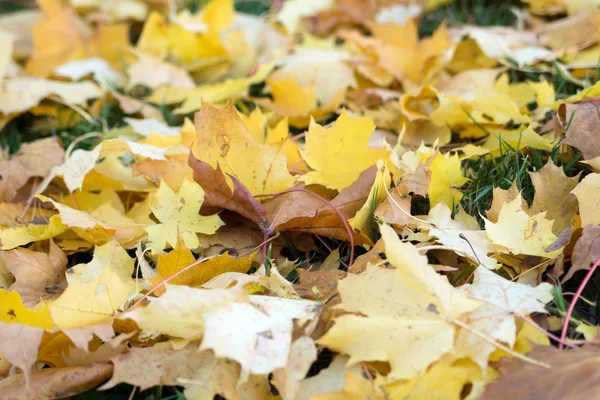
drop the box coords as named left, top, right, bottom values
left=4, top=0, right=600, bottom=398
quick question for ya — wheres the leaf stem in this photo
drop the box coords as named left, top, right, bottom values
left=559, top=255, right=600, bottom=349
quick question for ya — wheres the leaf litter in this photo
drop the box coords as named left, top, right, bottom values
left=3, top=0, right=600, bottom=398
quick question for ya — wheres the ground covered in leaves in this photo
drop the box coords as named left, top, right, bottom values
left=3, top=0, right=600, bottom=398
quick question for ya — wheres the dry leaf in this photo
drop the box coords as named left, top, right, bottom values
left=563, top=225, right=600, bottom=283
left=484, top=345, right=600, bottom=400
left=101, top=342, right=238, bottom=398
left=2, top=240, right=67, bottom=306
left=188, top=154, right=268, bottom=227
left=0, top=362, right=113, bottom=398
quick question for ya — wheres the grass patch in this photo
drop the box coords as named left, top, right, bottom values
left=419, top=0, right=520, bottom=36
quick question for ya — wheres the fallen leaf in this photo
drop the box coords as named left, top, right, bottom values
left=145, top=180, right=224, bottom=252
left=300, top=110, right=389, bottom=191
left=0, top=77, right=102, bottom=115
left=26, top=0, right=133, bottom=76
left=318, top=224, right=481, bottom=380
left=132, top=153, right=194, bottom=191
left=427, top=151, right=470, bottom=208
left=194, top=101, right=294, bottom=195
left=271, top=336, right=318, bottom=399
left=382, top=359, right=488, bottom=400
left=423, top=202, right=497, bottom=269
left=200, top=295, right=317, bottom=376
left=375, top=189, right=413, bottom=227
left=0, top=215, right=67, bottom=251
left=294, top=269, right=346, bottom=300
left=47, top=241, right=136, bottom=328
left=2, top=240, right=67, bottom=306
left=557, top=102, right=600, bottom=160
left=149, top=63, right=274, bottom=114
left=188, top=154, right=268, bottom=227
left=0, top=322, right=45, bottom=382
left=101, top=342, right=239, bottom=397
left=39, top=144, right=102, bottom=194
left=563, top=225, right=600, bottom=282
left=127, top=52, right=194, bottom=89
left=55, top=58, right=125, bottom=89
left=295, top=355, right=361, bottom=400
left=528, top=159, right=581, bottom=234
left=148, top=236, right=255, bottom=294
left=484, top=345, right=600, bottom=400
left=63, top=342, right=127, bottom=367
left=348, top=160, right=391, bottom=235
left=312, top=371, right=386, bottom=399
left=124, top=117, right=181, bottom=137
left=0, top=362, right=113, bottom=398
left=484, top=196, right=562, bottom=258
left=123, top=284, right=246, bottom=339
left=572, top=172, right=600, bottom=226
left=455, top=266, right=553, bottom=370
left=539, top=12, right=600, bottom=51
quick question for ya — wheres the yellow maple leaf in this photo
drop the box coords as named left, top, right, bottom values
left=300, top=111, right=389, bottom=191
left=430, top=91, right=531, bottom=128
left=460, top=125, right=555, bottom=159
left=147, top=62, right=274, bottom=114
left=484, top=196, right=562, bottom=258
left=0, top=78, right=102, bottom=115
left=136, top=8, right=228, bottom=66
left=312, top=372, right=386, bottom=399
left=238, top=108, right=303, bottom=170
left=424, top=151, right=470, bottom=208
left=26, top=0, right=133, bottom=76
left=349, top=160, right=391, bottom=235
left=123, top=285, right=246, bottom=340
left=494, top=73, right=555, bottom=111
left=255, top=76, right=345, bottom=128
left=0, top=290, right=53, bottom=328
left=0, top=215, right=67, bottom=250
left=146, top=180, right=224, bottom=252
left=48, top=241, right=136, bottom=328
left=194, top=101, right=294, bottom=195
left=318, top=224, right=481, bottom=381
left=147, top=236, right=255, bottom=294
left=572, top=173, right=600, bottom=226
left=382, top=359, right=489, bottom=400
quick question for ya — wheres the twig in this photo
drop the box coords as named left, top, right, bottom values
left=127, top=233, right=280, bottom=310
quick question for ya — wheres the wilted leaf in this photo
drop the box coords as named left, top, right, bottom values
left=0, top=322, right=45, bottom=382
left=2, top=240, right=67, bottom=306
left=558, top=102, right=600, bottom=160
left=101, top=342, right=238, bottom=397
left=0, top=362, right=113, bottom=399
left=484, top=345, right=600, bottom=400
left=271, top=336, right=318, bottom=399
left=188, top=154, right=268, bottom=227
left=563, top=225, right=600, bottom=283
